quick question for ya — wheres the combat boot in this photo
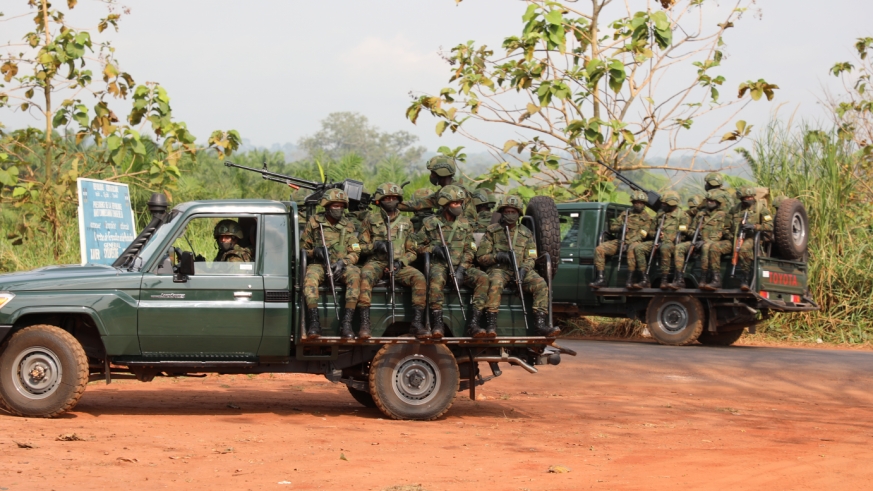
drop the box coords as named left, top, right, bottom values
left=468, top=309, right=486, bottom=338
left=485, top=310, right=498, bottom=337
left=410, top=306, right=430, bottom=339
left=534, top=311, right=560, bottom=337
left=659, top=274, right=672, bottom=290
left=306, top=307, right=321, bottom=339
left=357, top=306, right=371, bottom=339
left=739, top=270, right=753, bottom=292
left=698, top=270, right=712, bottom=290
left=339, top=308, right=355, bottom=340
left=625, top=271, right=638, bottom=290
left=430, top=310, right=445, bottom=339
left=707, top=270, right=722, bottom=290
left=669, top=274, right=686, bottom=290
left=589, top=270, right=607, bottom=289
left=634, top=272, right=650, bottom=289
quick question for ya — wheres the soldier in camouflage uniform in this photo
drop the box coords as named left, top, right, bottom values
left=669, top=195, right=706, bottom=290
left=695, top=191, right=734, bottom=290
left=477, top=195, right=559, bottom=337
left=399, top=156, right=477, bottom=222
left=730, top=186, right=774, bottom=291
left=301, top=189, right=362, bottom=339
left=213, top=220, right=254, bottom=263
left=704, top=172, right=736, bottom=208
left=417, top=185, right=490, bottom=338
left=589, top=191, right=656, bottom=289
left=631, top=191, right=689, bottom=289
left=686, top=194, right=704, bottom=222
left=471, top=188, right=496, bottom=233
left=409, top=187, right=435, bottom=233
left=357, top=182, right=427, bottom=339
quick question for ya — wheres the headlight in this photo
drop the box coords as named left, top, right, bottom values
left=0, top=292, right=15, bottom=310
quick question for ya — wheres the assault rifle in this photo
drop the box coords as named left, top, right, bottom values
left=383, top=211, right=396, bottom=320
left=436, top=222, right=466, bottom=320
left=504, top=225, right=530, bottom=331
left=731, top=211, right=749, bottom=277
left=317, top=223, right=341, bottom=320
left=682, top=217, right=705, bottom=274
left=594, top=160, right=662, bottom=211
left=646, top=215, right=666, bottom=276
left=616, top=211, right=630, bottom=268
left=224, top=161, right=372, bottom=214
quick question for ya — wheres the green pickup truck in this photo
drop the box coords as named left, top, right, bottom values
left=0, top=195, right=568, bottom=421
left=552, top=199, right=818, bottom=346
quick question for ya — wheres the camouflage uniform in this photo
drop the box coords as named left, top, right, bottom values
left=409, top=187, right=435, bottom=233
left=730, top=186, right=774, bottom=285
left=704, top=172, right=737, bottom=208
left=417, top=214, right=488, bottom=311
left=471, top=189, right=496, bottom=233
left=301, top=213, right=362, bottom=309
left=215, top=244, right=253, bottom=263
left=593, top=193, right=655, bottom=271
left=632, top=191, right=688, bottom=279
left=357, top=211, right=425, bottom=308
left=477, top=223, right=547, bottom=313
left=212, top=220, right=254, bottom=262
left=399, top=156, right=477, bottom=222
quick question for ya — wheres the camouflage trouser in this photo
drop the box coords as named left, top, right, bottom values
left=737, top=239, right=763, bottom=272
left=428, top=263, right=488, bottom=311
left=594, top=240, right=621, bottom=271
left=304, top=263, right=361, bottom=309
left=484, top=268, right=549, bottom=314
left=701, top=240, right=733, bottom=270
left=673, top=241, right=694, bottom=272
left=633, top=241, right=676, bottom=274
left=358, top=259, right=426, bottom=308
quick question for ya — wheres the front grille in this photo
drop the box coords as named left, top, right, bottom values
left=266, top=290, right=291, bottom=302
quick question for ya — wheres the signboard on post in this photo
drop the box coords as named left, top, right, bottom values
left=76, top=178, right=137, bottom=265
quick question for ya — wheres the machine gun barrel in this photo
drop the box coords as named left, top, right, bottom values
left=318, top=223, right=341, bottom=320
left=224, top=160, right=322, bottom=191
left=646, top=216, right=666, bottom=276
left=436, top=222, right=466, bottom=320
left=504, top=225, right=530, bottom=331
left=594, top=160, right=661, bottom=211
left=731, top=211, right=749, bottom=277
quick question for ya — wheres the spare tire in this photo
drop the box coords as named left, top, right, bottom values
left=524, top=195, right=560, bottom=279
left=773, top=198, right=809, bottom=260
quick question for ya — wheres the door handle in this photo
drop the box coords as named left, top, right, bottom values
left=234, top=291, right=252, bottom=298
left=561, top=258, right=574, bottom=263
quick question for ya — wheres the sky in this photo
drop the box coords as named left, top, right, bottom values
left=3, top=0, right=873, bottom=161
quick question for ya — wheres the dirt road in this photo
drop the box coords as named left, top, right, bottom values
left=2, top=340, right=872, bottom=490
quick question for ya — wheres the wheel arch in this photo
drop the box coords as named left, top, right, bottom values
left=5, top=309, right=108, bottom=359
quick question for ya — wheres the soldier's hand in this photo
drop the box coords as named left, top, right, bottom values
left=312, top=246, right=328, bottom=262
left=392, top=260, right=404, bottom=272
left=454, top=266, right=465, bottom=285
left=518, top=268, right=527, bottom=283
left=693, top=240, right=704, bottom=249
left=331, top=259, right=345, bottom=277
left=432, top=245, right=448, bottom=261
left=742, top=223, right=756, bottom=232
left=495, top=251, right=512, bottom=265
left=373, top=240, right=389, bottom=254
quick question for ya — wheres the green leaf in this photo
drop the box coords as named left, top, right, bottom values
left=435, top=120, right=448, bottom=136
left=515, top=186, right=535, bottom=199
left=503, top=140, right=518, bottom=153
left=12, top=186, right=26, bottom=197
left=544, top=9, right=563, bottom=26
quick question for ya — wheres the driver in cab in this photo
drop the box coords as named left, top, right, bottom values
left=213, top=219, right=253, bottom=262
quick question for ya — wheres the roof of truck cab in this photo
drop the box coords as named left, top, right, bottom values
left=172, top=199, right=290, bottom=215
left=556, top=201, right=628, bottom=211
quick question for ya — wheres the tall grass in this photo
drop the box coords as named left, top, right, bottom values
left=738, top=121, right=873, bottom=343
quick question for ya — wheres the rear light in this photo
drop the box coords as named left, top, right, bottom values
left=759, top=291, right=769, bottom=299
left=790, top=294, right=801, bottom=303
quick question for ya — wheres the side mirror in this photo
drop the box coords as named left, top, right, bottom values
left=173, top=251, right=195, bottom=283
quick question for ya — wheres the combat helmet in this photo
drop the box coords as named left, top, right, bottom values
left=660, top=190, right=681, bottom=206
left=630, top=190, right=648, bottom=203
left=437, top=185, right=467, bottom=206
left=495, top=194, right=524, bottom=213
left=319, top=188, right=349, bottom=208
left=687, top=194, right=704, bottom=208
left=471, top=189, right=490, bottom=207
left=373, top=182, right=404, bottom=202
left=214, top=219, right=244, bottom=239
left=705, top=190, right=728, bottom=206
left=737, top=186, right=757, bottom=199
left=426, top=155, right=457, bottom=177
left=704, top=172, right=724, bottom=188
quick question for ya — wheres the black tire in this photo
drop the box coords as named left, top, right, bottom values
left=0, top=325, right=89, bottom=418
left=525, top=195, right=560, bottom=279
left=646, top=296, right=705, bottom=346
left=368, top=343, right=459, bottom=420
left=346, top=385, right=377, bottom=408
left=773, top=198, right=809, bottom=260
left=698, top=328, right=745, bottom=346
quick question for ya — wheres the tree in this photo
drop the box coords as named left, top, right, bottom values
left=298, top=112, right=426, bottom=170
left=0, top=1, right=239, bottom=258
left=407, top=0, right=776, bottom=201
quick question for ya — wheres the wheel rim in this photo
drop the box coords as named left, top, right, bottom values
left=791, top=212, right=806, bottom=245
left=11, top=346, right=63, bottom=400
left=392, top=354, right=441, bottom=406
left=657, top=301, right=689, bottom=334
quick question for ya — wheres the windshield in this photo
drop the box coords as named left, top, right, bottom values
left=129, top=213, right=179, bottom=271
